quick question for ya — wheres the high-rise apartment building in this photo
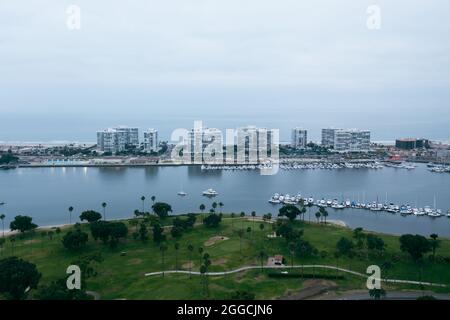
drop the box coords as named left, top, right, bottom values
left=291, top=128, right=307, bottom=149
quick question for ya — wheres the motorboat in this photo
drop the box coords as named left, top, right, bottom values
left=177, top=191, right=187, bottom=196
left=202, top=188, right=218, bottom=196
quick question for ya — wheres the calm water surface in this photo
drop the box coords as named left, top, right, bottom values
left=0, top=164, right=449, bottom=237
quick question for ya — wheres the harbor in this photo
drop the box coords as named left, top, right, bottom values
left=267, top=193, right=450, bottom=218
left=0, top=163, right=449, bottom=237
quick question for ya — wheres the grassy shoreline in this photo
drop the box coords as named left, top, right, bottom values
left=1, top=213, right=449, bottom=299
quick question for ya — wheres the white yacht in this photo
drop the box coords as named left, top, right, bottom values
left=177, top=191, right=187, bottom=196
left=202, top=188, right=218, bottom=196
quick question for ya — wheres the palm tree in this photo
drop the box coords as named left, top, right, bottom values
left=198, top=247, right=204, bottom=269
left=258, top=250, right=266, bottom=272
left=151, top=195, right=156, bottom=204
left=10, top=236, right=15, bottom=255
left=141, top=196, right=146, bottom=213
left=237, top=229, right=245, bottom=257
left=301, top=207, right=307, bottom=221
left=307, top=202, right=313, bottom=221
left=288, top=242, right=296, bottom=269
left=230, top=212, right=235, bottom=229
left=430, top=234, right=440, bottom=260
left=199, top=204, right=206, bottom=223
left=322, top=209, right=329, bottom=224
left=174, top=242, right=180, bottom=270
left=251, top=211, right=256, bottom=230
left=0, top=214, right=5, bottom=238
left=212, top=202, right=217, bottom=211
left=160, top=244, right=168, bottom=277
left=315, top=211, right=321, bottom=223
left=218, top=202, right=224, bottom=213
left=187, top=244, right=194, bottom=278
left=102, top=202, right=107, bottom=221
left=240, top=211, right=245, bottom=229
left=68, top=206, right=74, bottom=225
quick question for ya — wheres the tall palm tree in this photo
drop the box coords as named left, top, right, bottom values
left=151, top=195, right=156, bottom=204
left=198, top=247, right=204, bottom=269
left=240, top=211, right=245, bottom=229
left=322, top=209, right=329, bottom=224
left=230, top=212, right=235, bottom=229
left=237, top=229, right=244, bottom=257
left=218, top=202, right=224, bottom=213
left=0, top=214, right=5, bottom=238
left=258, top=250, right=266, bottom=272
left=187, top=244, right=194, bottom=278
left=68, top=206, right=74, bottom=225
left=199, top=204, right=206, bottom=223
left=102, top=202, right=107, bottom=221
left=315, top=211, right=321, bottom=223
left=160, top=244, right=167, bottom=277
left=174, top=242, right=180, bottom=270
left=212, top=202, right=217, bottom=211
left=141, top=196, right=146, bottom=213
left=251, top=211, right=256, bottom=230
left=288, top=242, right=296, bottom=269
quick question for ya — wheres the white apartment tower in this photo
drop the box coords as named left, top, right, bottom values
left=97, top=126, right=139, bottom=153
left=321, top=128, right=371, bottom=152
left=144, top=129, right=158, bottom=153
left=291, top=128, right=307, bottom=149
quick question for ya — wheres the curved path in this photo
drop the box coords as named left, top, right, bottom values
left=145, top=265, right=447, bottom=288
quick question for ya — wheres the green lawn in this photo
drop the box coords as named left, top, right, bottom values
left=1, top=214, right=449, bottom=299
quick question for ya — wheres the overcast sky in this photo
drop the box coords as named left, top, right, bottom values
left=1, top=0, right=450, bottom=141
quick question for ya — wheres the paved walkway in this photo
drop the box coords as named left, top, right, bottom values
left=144, top=264, right=447, bottom=288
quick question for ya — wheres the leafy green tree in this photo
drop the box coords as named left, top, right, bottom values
left=336, top=237, right=354, bottom=257
left=108, top=222, right=128, bottom=248
left=399, top=234, right=432, bottom=261
left=366, top=234, right=386, bottom=256
left=0, top=257, right=41, bottom=299
left=278, top=204, right=301, bottom=222
left=138, top=222, right=148, bottom=242
left=369, top=288, right=386, bottom=300
left=79, top=210, right=102, bottom=223
left=10, top=215, right=38, bottom=233
left=259, top=223, right=265, bottom=232
left=62, top=229, right=89, bottom=251
left=170, top=226, right=183, bottom=239
left=353, top=227, right=366, bottom=249
left=152, top=202, right=172, bottom=219
left=152, top=223, right=166, bottom=244
left=36, top=278, right=92, bottom=300
left=203, top=213, right=222, bottom=228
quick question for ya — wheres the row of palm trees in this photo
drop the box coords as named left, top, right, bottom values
left=64, top=195, right=161, bottom=226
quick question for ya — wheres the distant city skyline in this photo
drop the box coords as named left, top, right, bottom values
left=1, top=1, right=449, bottom=142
